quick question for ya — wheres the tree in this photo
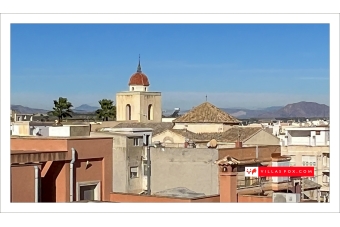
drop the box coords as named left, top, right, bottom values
left=48, top=97, right=73, bottom=123
left=96, top=99, right=116, bottom=121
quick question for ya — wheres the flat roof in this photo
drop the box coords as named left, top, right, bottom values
left=11, top=136, right=113, bottom=140
left=286, top=127, right=329, bottom=131
left=101, top=127, right=153, bottom=132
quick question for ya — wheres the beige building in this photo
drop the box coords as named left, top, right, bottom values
left=280, top=126, right=330, bottom=201
left=116, top=58, right=162, bottom=123
left=281, top=145, right=329, bottom=201
left=153, top=127, right=280, bottom=148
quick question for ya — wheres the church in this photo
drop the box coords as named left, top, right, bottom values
left=115, top=57, right=162, bottom=123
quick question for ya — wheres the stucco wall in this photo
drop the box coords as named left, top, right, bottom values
left=112, top=134, right=128, bottom=193
left=49, top=126, right=71, bottom=137
left=244, top=130, right=280, bottom=146
left=173, top=122, right=225, bottom=133
left=150, top=148, right=219, bottom=196
left=238, top=195, right=272, bottom=203
left=116, top=91, right=162, bottom=123
left=116, top=93, right=141, bottom=121
left=110, top=192, right=220, bottom=203
left=11, top=165, right=36, bottom=202
left=152, top=130, right=185, bottom=144
left=70, top=125, right=90, bottom=136
left=139, top=92, right=162, bottom=123
left=218, top=145, right=281, bottom=160
left=126, top=137, right=144, bottom=193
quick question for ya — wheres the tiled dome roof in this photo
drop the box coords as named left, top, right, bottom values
left=129, top=72, right=150, bottom=86
left=128, top=55, right=150, bottom=86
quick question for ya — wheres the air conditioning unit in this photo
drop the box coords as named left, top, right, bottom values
left=272, top=193, right=300, bottom=203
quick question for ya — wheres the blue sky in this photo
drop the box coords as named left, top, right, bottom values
left=10, top=24, right=330, bottom=110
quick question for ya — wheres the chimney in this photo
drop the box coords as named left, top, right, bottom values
left=235, top=141, right=243, bottom=148
left=219, top=166, right=238, bottom=203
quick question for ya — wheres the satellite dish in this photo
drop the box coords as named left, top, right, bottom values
left=33, top=127, right=41, bottom=136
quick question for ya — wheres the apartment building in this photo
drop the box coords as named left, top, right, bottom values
left=280, top=126, right=330, bottom=201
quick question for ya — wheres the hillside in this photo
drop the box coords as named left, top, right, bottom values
left=12, top=101, right=329, bottom=118
left=10, top=105, right=49, bottom=114
left=74, top=104, right=99, bottom=113
left=180, top=102, right=329, bottom=119
left=257, top=101, right=329, bottom=118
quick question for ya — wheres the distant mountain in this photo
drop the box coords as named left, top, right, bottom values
left=11, top=105, right=49, bottom=114
left=11, top=101, right=329, bottom=118
left=180, top=102, right=328, bottom=119
left=257, top=102, right=329, bottom=118
left=261, top=106, right=284, bottom=112
left=73, top=104, right=99, bottom=113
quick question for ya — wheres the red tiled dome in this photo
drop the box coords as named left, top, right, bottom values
left=128, top=72, right=150, bottom=86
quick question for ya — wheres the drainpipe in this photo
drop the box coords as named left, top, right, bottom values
left=34, top=165, right=39, bottom=203
left=70, top=148, right=76, bottom=202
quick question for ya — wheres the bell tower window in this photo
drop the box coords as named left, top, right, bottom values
left=126, top=104, right=131, bottom=120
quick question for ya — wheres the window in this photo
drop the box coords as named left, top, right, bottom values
left=302, top=156, right=317, bottom=167
left=316, top=131, right=321, bottom=135
left=126, top=104, right=131, bottom=120
left=76, top=181, right=101, bottom=201
left=322, top=154, right=330, bottom=168
left=322, top=174, right=329, bottom=183
left=147, top=104, right=153, bottom=120
left=130, top=167, right=139, bottom=178
left=133, top=138, right=139, bottom=146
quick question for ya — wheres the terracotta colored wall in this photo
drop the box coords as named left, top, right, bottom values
left=110, top=193, right=191, bottom=202
left=11, top=165, right=36, bottom=202
left=218, top=145, right=281, bottom=160
left=10, top=137, right=113, bottom=203
left=110, top=193, right=221, bottom=203
left=74, top=159, right=103, bottom=200
left=238, top=195, right=272, bottom=203
left=67, top=138, right=113, bottom=202
left=191, top=195, right=220, bottom=202
left=11, top=138, right=68, bottom=152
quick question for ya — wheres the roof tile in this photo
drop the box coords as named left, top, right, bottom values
left=173, top=102, right=240, bottom=123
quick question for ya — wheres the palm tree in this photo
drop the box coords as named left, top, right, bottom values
left=96, top=99, right=116, bottom=121
left=48, top=97, right=73, bottom=123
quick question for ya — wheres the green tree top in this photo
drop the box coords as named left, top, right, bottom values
left=96, top=99, right=116, bottom=121
left=48, top=97, right=73, bottom=123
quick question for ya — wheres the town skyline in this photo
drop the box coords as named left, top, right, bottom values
left=11, top=24, right=330, bottom=110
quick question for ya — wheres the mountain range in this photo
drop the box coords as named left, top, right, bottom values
left=11, top=101, right=329, bottom=119
left=10, top=104, right=100, bottom=114
left=180, top=101, right=329, bottom=119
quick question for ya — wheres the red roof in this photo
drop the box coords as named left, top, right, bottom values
left=128, top=72, right=150, bottom=86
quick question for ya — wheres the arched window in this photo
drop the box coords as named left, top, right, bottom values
left=147, top=104, right=153, bottom=120
left=126, top=104, right=131, bottom=120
